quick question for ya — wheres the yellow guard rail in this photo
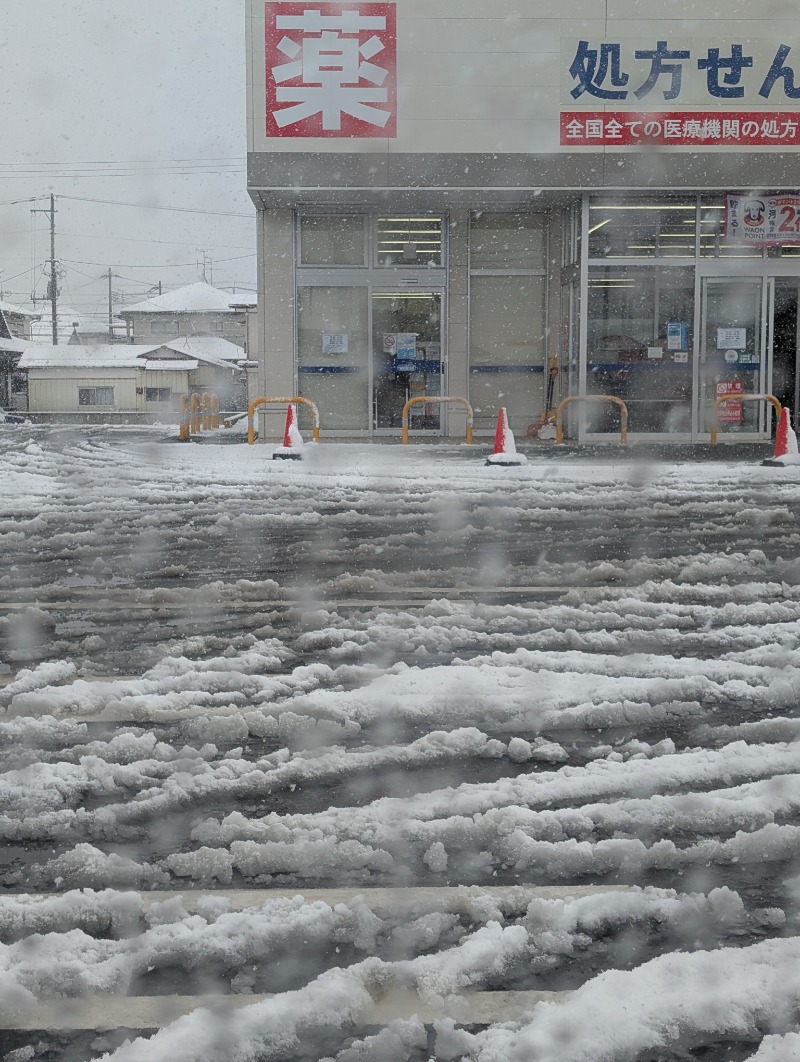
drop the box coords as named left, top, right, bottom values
left=709, top=392, right=781, bottom=444
left=247, top=396, right=320, bottom=445
left=401, top=396, right=474, bottom=444
left=179, top=392, right=219, bottom=441
left=554, top=395, right=629, bottom=445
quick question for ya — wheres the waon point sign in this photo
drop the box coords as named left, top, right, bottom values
left=561, top=37, right=800, bottom=147
left=265, top=3, right=397, bottom=138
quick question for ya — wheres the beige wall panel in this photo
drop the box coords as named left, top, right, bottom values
left=608, top=0, right=797, bottom=19
left=397, top=86, right=558, bottom=123
left=400, top=0, right=606, bottom=16
left=400, top=18, right=603, bottom=56
left=30, top=375, right=137, bottom=412
left=391, top=119, right=559, bottom=155
left=395, top=50, right=558, bottom=90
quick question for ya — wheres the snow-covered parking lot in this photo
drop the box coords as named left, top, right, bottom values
left=2, top=426, right=800, bottom=1061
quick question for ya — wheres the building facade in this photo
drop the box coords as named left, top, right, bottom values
left=246, top=0, right=800, bottom=441
left=118, top=283, right=252, bottom=348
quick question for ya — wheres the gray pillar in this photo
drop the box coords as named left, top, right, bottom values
left=258, top=208, right=296, bottom=439
left=446, top=209, right=469, bottom=439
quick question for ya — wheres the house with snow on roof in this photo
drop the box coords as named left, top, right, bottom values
left=117, top=282, right=254, bottom=349
left=0, top=300, right=40, bottom=342
left=16, top=336, right=252, bottom=422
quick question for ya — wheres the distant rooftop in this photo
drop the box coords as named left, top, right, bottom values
left=18, top=335, right=245, bottom=371
left=0, top=300, right=40, bottom=319
left=119, top=282, right=250, bottom=316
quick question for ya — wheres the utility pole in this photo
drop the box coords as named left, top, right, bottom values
left=31, top=194, right=60, bottom=344
left=108, top=268, right=113, bottom=343
left=48, top=194, right=57, bottom=345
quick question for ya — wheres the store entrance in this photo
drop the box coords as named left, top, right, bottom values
left=699, top=277, right=769, bottom=436
left=773, top=279, right=800, bottom=416
left=371, top=290, right=443, bottom=432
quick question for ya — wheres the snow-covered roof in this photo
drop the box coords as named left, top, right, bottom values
left=161, top=336, right=245, bottom=365
left=17, top=345, right=157, bottom=370
left=0, top=335, right=30, bottom=354
left=119, top=282, right=243, bottom=316
left=0, top=300, right=40, bottom=320
left=17, top=337, right=245, bottom=372
left=26, top=306, right=98, bottom=344
left=228, top=292, right=257, bottom=308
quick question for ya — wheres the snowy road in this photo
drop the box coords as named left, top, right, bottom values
left=2, top=426, right=800, bottom=1061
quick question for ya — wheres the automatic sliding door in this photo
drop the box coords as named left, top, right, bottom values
left=699, top=278, right=767, bottom=436
left=372, top=290, right=442, bottom=432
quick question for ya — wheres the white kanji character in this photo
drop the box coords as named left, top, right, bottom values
left=271, top=13, right=391, bottom=131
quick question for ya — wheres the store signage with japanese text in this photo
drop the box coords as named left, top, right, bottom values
left=726, top=193, right=800, bottom=244
left=561, top=38, right=800, bottom=147
left=716, top=380, right=744, bottom=424
left=265, top=2, right=397, bottom=137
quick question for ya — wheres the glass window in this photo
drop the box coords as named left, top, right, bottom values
left=470, top=212, right=545, bottom=270
left=299, top=215, right=366, bottom=267
left=698, top=200, right=764, bottom=258
left=586, top=266, right=694, bottom=434
left=78, top=387, right=114, bottom=406
left=375, top=217, right=443, bottom=267
left=151, top=319, right=179, bottom=335
left=589, top=199, right=697, bottom=259
left=297, top=285, right=369, bottom=430
left=562, top=202, right=581, bottom=268
left=145, top=387, right=172, bottom=402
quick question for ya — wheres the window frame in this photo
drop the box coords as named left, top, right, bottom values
left=78, top=386, right=114, bottom=406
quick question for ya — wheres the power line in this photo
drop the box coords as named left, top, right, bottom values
left=58, top=195, right=253, bottom=219
left=61, top=255, right=255, bottom=269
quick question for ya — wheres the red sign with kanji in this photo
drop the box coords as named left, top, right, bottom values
left=265, top=3, right=397, bottom=138
left=561, top=111, right=800, bottom=147
left=716, top=380, right=744, bottom=423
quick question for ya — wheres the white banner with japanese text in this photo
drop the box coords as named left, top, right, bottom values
left=562, top=37, right=800, bottom=148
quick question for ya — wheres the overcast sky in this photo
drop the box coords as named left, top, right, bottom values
left=0, top=0, right=254, bottom=329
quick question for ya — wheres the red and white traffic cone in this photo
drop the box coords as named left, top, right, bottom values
left=273, top=404, right=304, bottom=460
left=763, top=407, right=800, bottom=466
left=486, top=407, right=527, bottom=466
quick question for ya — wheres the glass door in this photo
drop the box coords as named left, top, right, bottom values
left=371, top=289, right=443, bottom=433
left=699, top=277, right=769, bottom=437
left=296, top=284, right=370, bottom=432
left=772, top=277, right=800, bottom=416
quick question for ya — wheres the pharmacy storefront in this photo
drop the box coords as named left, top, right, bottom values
left=246, top=0, right=800, bottom=441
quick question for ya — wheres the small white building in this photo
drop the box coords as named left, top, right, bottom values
left=17, top=337, right=251, bottom=421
